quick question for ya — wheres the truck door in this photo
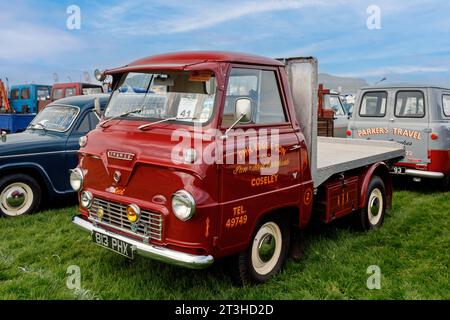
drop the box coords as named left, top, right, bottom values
left=324, top=94, right=348, bottom=138
left=218, top=66, right=301, bottom=250
left=350, top=90, right=391, bottom=141
left=19, top=87, right=32, bottom=113
left=390, top=89, right=429, bottom=165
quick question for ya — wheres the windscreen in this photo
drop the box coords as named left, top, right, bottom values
left=30, top=105, right=79, bottom=132
left=104, top=71, right=216, bottom=123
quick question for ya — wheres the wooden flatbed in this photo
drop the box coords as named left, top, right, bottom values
left=314, top=137, right=405, bottom=187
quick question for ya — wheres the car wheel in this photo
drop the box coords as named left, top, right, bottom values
left=0, top=174, right=41, bottom=217
left=232, top=216, right=290, bottom=285
left=359, top=175, right=386, bottom=231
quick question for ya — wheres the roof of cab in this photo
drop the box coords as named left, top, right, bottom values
left=49, top=94, right=109, bottom=109
left=361, top=83, right=450, bottom=91
left=106, top=51, right=284, bottom=74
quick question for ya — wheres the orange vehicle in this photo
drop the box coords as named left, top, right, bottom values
left=0, top=79, right=11, bottom=112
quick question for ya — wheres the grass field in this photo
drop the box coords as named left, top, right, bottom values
left=0, top=184, right=449, bottom=300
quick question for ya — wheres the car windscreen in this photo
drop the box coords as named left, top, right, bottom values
left=29, top=105, right=79, bottom=132
left=104, top=71, right=216, bottom=124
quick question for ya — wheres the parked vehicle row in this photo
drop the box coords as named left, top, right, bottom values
left=0, top=81, right=104, bottom=133
left=1, top=52, right=448, bottom=286
left=0, top=94, right=109, bottom=217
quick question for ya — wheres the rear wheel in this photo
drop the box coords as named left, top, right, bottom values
left=358, top=175, right=386, bottom=231
left=0, top=174, right=41, bottom=217
left=232, top=216, right=290, bottom=285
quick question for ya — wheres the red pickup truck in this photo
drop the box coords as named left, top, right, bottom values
left=71, top=52, right=404, bottom=284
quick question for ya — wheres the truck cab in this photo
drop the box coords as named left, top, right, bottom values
left=51, top=83, right=104, bottom=101
left=348, top=85, right=450, bottom=186
left=71, top=52, right=404, bottom=284
left=9, top=84, right=52, bottom=114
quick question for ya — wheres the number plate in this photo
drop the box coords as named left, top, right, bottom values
left=391, top=166, right=406, bottom=174
left=92, top=230, right=134, bottom=259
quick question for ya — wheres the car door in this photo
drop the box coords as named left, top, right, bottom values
left=218, top=66, right=301, bottom=250
left=65, top=109, right=100, bottom=188
left=349, top=90, right=391, bottom=141
left=390, top=89, right=429, bottom=165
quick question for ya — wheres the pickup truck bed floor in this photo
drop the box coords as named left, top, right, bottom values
left=315, top=137, right=405, bottom=187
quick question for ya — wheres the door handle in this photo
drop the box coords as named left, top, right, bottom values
left=290, top=145, right=301, bottom=151
left=389, top=118, right=395, bottom=122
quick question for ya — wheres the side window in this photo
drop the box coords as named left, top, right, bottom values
left=326, top=95, right=346, bottom=116
left=10, top=89, right=19, bottom=100
left=258, top=70, right=286, bottom=124
left=395, top=91, right=425, bottom=118
left=359, top=91, right=387, bottom=117
left=21, top=88, right=30, bottom=99
left=74, top=111, right=99, bottom=134
left=222, top=68, right=286, bottom=127
left=65, top=87, right=77, bottom=97
left=442, top=95, right=450, bottom=117
left=53, top=88, right=64, bottom=100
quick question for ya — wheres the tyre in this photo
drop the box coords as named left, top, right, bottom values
left=0, top=174, right=42, bottom=217
left=232, top=215, right=290, bottom=285
left=358, top=175, right=386, bottom=231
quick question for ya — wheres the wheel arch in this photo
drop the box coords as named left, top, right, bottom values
left=0, top=163, right=57, bottom=199
left=246, top=205, right=299, bottom=246
left=359, top=162, right=392, bottom=210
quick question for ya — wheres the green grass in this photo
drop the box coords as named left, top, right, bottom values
left=0, top=189, right=449, bottom=300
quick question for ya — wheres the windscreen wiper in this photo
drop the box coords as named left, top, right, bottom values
left=99, top=108, right=144, bottom=128
left=29, top=122, right=47, bottom=132
left=138, top=116, right=198, bottom=131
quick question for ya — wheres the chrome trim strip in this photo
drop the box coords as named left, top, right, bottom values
left=0, top=150, right=79, bottom=159
left=73, top=216, right=214, bottom=269
left=404, top=169, right=445, bottom=179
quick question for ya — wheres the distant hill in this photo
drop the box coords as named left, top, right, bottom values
left=318, top=73, right=368, bottom=95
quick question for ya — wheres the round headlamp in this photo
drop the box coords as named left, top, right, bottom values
left=70, top=168, right=84, bottom=192
left=171, top=190, right=196, bottom=221
left=80, top=191, right=93, bottom=209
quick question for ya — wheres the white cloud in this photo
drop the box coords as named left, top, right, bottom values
left=92, top=0, right=345, bottom=35
left=0, top=6, right=84, bottom=62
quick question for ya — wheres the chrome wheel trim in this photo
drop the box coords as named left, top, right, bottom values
left=0, top=182, right=34, bottom=217
left=251, top=222, right=282, bottom=276
left=368, top=188, right=383, bottom=225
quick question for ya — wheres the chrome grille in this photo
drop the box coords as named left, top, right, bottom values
left=88, top=198, right=163, bottom=241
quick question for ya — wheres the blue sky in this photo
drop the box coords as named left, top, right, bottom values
left=1, top=0, right=450, bottom=87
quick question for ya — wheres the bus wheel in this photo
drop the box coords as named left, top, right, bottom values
left=232, top=216, right=290, bottom=285
left=359, top=176, right=386, bottom=231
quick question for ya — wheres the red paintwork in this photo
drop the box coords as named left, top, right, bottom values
left=396, top=149, right=450, bottom=174
left=77, top=51, right=394, bottom=261
left=51, top=82, right=103, bottom=101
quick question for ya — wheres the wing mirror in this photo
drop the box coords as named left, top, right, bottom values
left=220, top=98, right=253, bottom=140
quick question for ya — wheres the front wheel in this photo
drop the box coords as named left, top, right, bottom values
left=232, top=216, right=290, bottom=285
left=0, top=174, right=42, bottom=217
left=358, top=175, right=386, bottom=231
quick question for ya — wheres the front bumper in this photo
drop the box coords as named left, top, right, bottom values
left=72, top=215, right=214, bottom=269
